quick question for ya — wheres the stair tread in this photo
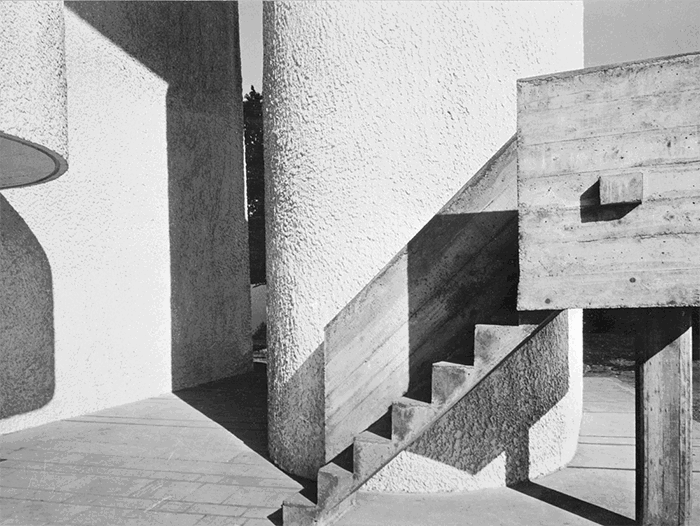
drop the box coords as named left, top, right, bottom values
left=319, top=462, right=353, bottom=477
left=356, top=430, right=392, bottom=445
left=394, top=396, right=433, bottom=409
left=474, top=322, right=538, bottom=331
left=283, top=491, right=316, bottom=509
left=432, top=360, right=474, bottom=369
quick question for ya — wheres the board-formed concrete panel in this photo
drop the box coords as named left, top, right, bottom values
left=518, top=52, right=700, bottom=310
left=0, top=1, right=68, bottom=188
left=265, top=1, right=583, bottom=478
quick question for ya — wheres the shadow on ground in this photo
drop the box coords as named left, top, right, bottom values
left=174, top=361, right=315, bottom=523
left=174, top=362, right=269, bottom=457
left=514, top=481, right=635, bottom=526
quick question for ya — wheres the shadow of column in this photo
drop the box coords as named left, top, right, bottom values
left=0, top=194, right=55, bottom=418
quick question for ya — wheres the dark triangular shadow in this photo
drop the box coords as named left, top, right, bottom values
left=513, top=480, right=635, bottom=526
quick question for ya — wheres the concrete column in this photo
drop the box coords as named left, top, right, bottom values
left=264, top=1, right=583, bottom=478
left=0, top=1, right=68, bottom=188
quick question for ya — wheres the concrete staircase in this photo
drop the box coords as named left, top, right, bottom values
left=282, top=314, right=554, bottom=525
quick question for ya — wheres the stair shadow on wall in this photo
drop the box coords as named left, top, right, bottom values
left=405, top=210, right=520, bottom=399
left=0, top=194, right=55, bottom=419
left=404, top=311, right=573, bottom=483
left=402, top=209, right=634, bottom=525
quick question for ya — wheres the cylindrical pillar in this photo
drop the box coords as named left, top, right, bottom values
left=264, top=1, right=583, bottom=478
left=0, top=1, right=68, bottom=188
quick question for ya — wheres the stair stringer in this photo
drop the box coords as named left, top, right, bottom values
left=364, top=308, right=583, bottom=492
left=282, top=309, right=582, bottom=525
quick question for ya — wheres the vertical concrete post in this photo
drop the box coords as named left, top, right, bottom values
left=636, top=308, right=693, bottom=526
left=264, top=1, right=583, bottom=478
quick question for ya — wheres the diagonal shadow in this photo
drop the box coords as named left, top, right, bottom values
left=173, top=362, right=269, bottom=458
left=173, top=362, right=317, bottom=512
left=514, top=481, right=635, bottom=525
left=405, top=210, right=521, bottom=399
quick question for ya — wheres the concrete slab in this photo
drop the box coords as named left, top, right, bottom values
left=1, top=371, right=698, bottom=526
left=0, top=364, right=298, bottom=526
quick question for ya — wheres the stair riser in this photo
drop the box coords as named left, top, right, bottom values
left=317, top=465, right=354, bottom=509
left=473, top=324, right=536, bottom=375
left=283, top=504, right=315, bottom=526
left=354, top=439, right=395, bottom=480
left=392, top=402, right=438, bottom=444
left=431, top=363, right=474, bottom=405
left=282, top=491, right=357, bottom=526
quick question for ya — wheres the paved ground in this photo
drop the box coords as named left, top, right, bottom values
left=1, top=366, right=698, bottom=525
left=0, top=363, right=300, bottom=525
left=338, top=377, right=700, bottom=526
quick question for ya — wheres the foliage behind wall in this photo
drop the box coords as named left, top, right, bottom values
left=244, top=86, right=265, bottom=285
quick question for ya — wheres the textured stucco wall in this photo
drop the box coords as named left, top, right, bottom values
left=0, top=1, right=68, bottom=187
left=365, top=309, right=583, bottom=492
left=1, top=2, right=250, bottom=434
left=264, top=1, right=584, bottom=477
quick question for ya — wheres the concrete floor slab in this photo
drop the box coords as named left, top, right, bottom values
left=1, top=367, right=698, bottom=525
left=339, top=376, right=700, bottom=526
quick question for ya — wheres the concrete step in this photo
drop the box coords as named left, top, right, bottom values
left=282, top=493, right=317, bottom=526
left=283, top=319, right=549, bottom=525
left=391, top=397, right=438, bottom=444
left=318, top=463, right=354, bottom=508
left=283, top=484, right=358, bottom=526
left=431, top=361, right=475, bottom=406
left=353, top=431, right=395, bottom=480
left=473, top=323, right=538, bottom=375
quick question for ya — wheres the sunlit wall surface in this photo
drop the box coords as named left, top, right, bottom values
left=1, top=2, right=250, bottom=435
left=264, top=1, right=584, bottom=478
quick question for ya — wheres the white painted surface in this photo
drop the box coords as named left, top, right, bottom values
left=265, top=1, right=584, bottom=477
left=1, top=3, right=250, bottom=434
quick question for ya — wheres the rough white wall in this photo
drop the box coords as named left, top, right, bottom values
left=1, top=10, right=170, bottom=434
left=264, top=1, right=583, bottom=476
left=364, top=310, right=583, bottom=492
left=264, top=1, right=583, bottom=477
left=1, top=2, right=250, bottom=435
left=0, top=1, right=68, bottom=186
